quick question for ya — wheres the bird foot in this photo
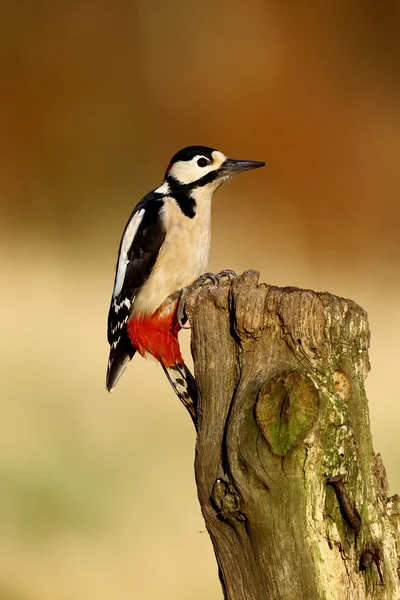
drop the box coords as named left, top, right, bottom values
left=177, top=270, right=237, bottom=328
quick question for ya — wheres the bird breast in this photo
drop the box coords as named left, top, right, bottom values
left=132, top=194, right=212, bottom=316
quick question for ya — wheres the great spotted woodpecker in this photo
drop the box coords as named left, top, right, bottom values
left=106, top=146, right=265, bottom=419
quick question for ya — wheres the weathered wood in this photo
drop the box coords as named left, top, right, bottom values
left=184, top=270, right=400, bottom=600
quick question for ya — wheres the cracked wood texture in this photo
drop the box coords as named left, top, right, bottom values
left=185, top=270, right=400, bottom=600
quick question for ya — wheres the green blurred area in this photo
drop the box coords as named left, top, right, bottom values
left=1, top=1, right=400, bottom=598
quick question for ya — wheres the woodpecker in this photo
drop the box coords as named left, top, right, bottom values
left=106, top=146, right=265, bottom=418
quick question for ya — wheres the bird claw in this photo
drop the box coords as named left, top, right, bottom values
left=176, top=270, right=237, bottom=328
left=214, top=269, right=237, bottom=281
left=177, top=287, right=190, bottom=328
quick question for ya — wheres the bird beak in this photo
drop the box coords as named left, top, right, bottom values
left=221, top=158, right=266, bottom=175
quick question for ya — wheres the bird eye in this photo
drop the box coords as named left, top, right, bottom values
left=197, top=157, right=209, bottom=168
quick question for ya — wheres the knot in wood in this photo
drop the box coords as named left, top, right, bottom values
left=255, top=371, right=319, bottom=456
left=359, top=550, right=374, bottom=570
left=211, top=478, right=246, bottom=523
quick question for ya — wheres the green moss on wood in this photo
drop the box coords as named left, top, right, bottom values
left=256, top=371, right=319, bottom=456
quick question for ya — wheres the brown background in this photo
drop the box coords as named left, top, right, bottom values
left=1, top=1, right=399, bottom=599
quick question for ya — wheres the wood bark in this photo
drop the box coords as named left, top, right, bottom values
left=184, top=270, right=400, bottom=600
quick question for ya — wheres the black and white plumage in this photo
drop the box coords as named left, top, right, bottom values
left=162, top=363, right=199, bottom=424
left=107, top=194, right=166, bottom=389
left=106, top=145, right=265, bottom=395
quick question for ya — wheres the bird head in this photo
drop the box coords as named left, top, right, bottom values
left=164, top=146, right=265, bottom=192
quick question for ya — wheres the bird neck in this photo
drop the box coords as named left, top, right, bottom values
left=189, top=185, right=215, bottom=218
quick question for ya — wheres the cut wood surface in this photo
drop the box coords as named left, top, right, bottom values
left=184, top=270, right=400, bottom=600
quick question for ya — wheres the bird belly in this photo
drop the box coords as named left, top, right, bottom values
left=132, top=234, right=209, bottom=316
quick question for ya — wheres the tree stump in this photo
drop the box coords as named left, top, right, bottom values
left=184, top=270, right=400, bottom=600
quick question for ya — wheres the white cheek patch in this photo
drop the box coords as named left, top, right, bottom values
left=113, top=209, right=145, bottom=297
left=168, top=159, right=204, bottom=184
left=169, top=153, right=225, bottom=184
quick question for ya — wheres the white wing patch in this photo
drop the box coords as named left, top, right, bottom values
left=113, top=209, right=145, bottom=298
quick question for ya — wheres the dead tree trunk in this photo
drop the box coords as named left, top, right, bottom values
left=184, top=271, right=400, bottom=600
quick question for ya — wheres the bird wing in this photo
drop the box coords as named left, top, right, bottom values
left=106, top=194, right=166, bottom=391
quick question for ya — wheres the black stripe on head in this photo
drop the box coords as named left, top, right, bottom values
left=189, top=168, right=220, bottom=188
left=167, top=167, right=220, bottom=190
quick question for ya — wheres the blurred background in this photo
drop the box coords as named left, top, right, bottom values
left=1, top=1, right=399, bottom=598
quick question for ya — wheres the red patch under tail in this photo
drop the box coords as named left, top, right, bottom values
left=127, top=298, right=183, bottom=367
